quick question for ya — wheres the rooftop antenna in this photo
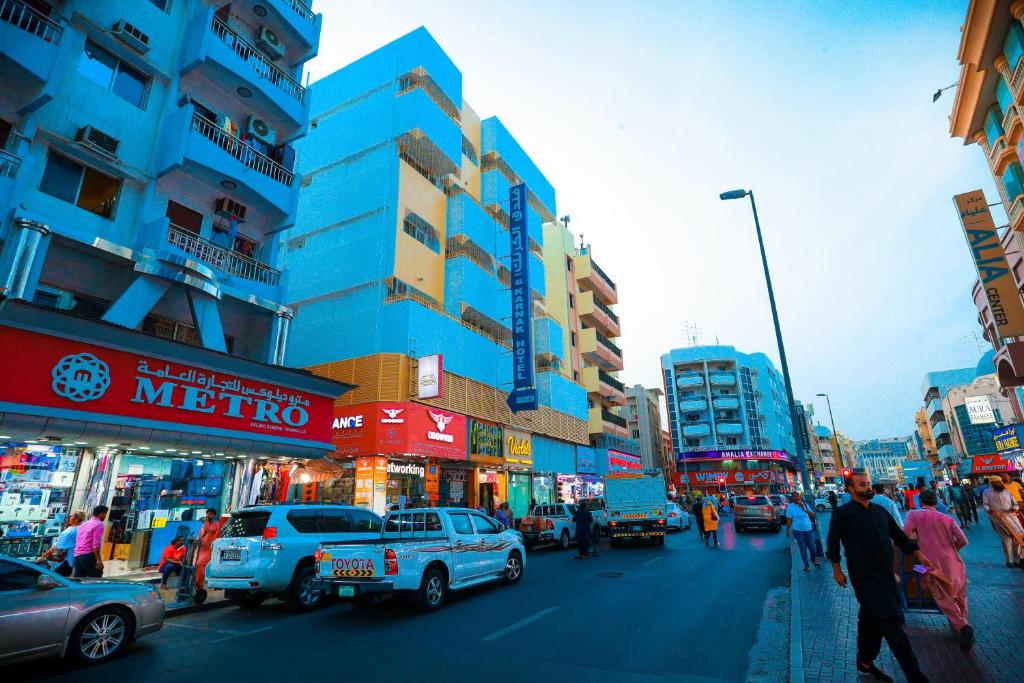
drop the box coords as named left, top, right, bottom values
left=681, top=320, right=703, bottom=347
left=578, top=232, right=585, bottom=251
left=968, top=331, right=984, bottom=355
left=560, top=215, right=570, bottom=229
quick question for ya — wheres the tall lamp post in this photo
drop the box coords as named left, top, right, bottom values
left=719, top=189, right=813, bottom=494
left=816, top=392, right=846, bottom=478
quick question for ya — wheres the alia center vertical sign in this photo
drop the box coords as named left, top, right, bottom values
left=507, top=183, right=538, bottom=412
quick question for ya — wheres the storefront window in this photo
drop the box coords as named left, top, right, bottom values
left=0, top=446, right=82, bottom=552
left=508, top=472, right=531, bottom=519
left=557, top=475, right=605, bottom=503
left=532, top=474, right=555, bottom=506
left=439, top=465, right=470, bottom=507
left=387, top=461, right=425, bottom=509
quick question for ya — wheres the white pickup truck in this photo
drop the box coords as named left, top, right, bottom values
left=315, top=507, right=526, bottom=612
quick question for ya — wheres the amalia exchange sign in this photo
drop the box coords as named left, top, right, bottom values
left=0, top=325, right=333, bottom=445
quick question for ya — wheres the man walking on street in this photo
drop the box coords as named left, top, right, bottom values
left=982, top=475, right=1023, bottom=567
left=827, top=471, right=932, bottom=683
left=73, top=505, right=108, bottom=578
left=904, top=490, right=974, bottom=651
left=948, top=481, right=971, bottom=530
left=963, top=481, right=980, bottom=524
left=691, top=496, right=705, bottom=541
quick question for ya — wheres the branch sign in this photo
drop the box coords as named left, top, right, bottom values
left=507, top=183, right=538, bottom=413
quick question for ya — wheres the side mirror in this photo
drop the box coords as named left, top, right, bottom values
left=37, top=574, right=60, bottom=591
left=497, top=523, right=507, bottom=532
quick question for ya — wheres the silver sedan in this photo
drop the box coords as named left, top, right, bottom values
left=0, top=554, right=165, bottom=666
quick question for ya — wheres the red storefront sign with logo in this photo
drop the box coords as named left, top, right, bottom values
left=0, top=325, right=333, bottom=445
left=675, top=469, right=788, bottom=486
left=332, top=402, right=467, bottom=460
left=607, top=450, right=642, bottom=471
left=968, top=454, right=1021, bottom=475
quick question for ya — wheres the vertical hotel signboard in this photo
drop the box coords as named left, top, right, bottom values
left=507, top=183, right=538, bottom=412
left=955, top=190, right=1024, bottom=338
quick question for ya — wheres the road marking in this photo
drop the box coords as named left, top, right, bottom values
left=481, top=606, right=559, bottom=642
left=164, top=622, right=241, bottom=635
left=641, top=556, right=664, bottom=567
left=209, top=626, right=273, bottom=644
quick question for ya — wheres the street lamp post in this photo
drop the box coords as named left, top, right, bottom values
left=816, top=392, right=846, bottom=481
left=719, top=189, right=813, bottom=494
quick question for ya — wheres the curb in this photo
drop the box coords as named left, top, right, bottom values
left=165, top=598, right=232, bottom=618
left=788, top=536, right=805, bottom=683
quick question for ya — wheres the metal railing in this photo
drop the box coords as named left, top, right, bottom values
left=1012, top=57, right=1024, bottom=95
left=595, top=330, right=622, bottom=357
left=191, top=113, right=294, bottom=186
left=0, top=149, right=21, bottom=178
left=598, top=368, right=624, bottom=393
left=284, top=0, right=316, bottom=22
left=211, top=16, right=305, bottom=103
left=0, top=0, right=62, bottom=42
left=1003, top=103, right=1019, bottom=137
left=601, top=407, right=627, bottom=428
left=592, top=295, right=619, bottom=324
left=167, top=224, right=281, bottom=286
left=588, top=255, right=617, bottom=290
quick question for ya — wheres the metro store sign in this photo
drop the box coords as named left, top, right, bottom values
left=0, top=324, right=334, bottom=447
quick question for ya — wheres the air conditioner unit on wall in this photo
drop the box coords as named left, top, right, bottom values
left=214, top=197, right=248, bottom=222
left=75, top=126, right=120, bottom=157
left=246, top=116, right=276, bottom=145
left=112, top=20, right=151, bottom=54
left=257, top=26, right=285, bottom=60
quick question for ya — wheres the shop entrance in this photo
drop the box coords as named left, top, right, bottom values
left=478, top=482, right=495, bottom=515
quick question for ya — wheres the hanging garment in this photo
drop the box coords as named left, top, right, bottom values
left=249, top=467, right=264, bottom=507
left=277, top=467, right=291, bottom=502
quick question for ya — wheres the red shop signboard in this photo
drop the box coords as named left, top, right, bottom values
left=0, top=325, right=334, bottom=445
left=675, top=469, right=786, bottom=486
left=969, top=454, right=1021, bottom=475
left=332, top=402, right=467, bottom=460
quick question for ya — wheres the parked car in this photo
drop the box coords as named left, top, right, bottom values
left=0, top=555, right=165, bottom=665
left=734, top=495, right=781, bottom=533
left=665, top=502, right=691, bottom=531
left=315, top=507, right=525, bottom=612
left=812, top=496, right=831, bottom=512
left=519, top=503, right=581, bottom=550
left=767, top=494, right=789, bottom=520
left=206, top=503, right=383, bottom=610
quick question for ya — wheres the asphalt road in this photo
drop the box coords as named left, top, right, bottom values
left=10, top=517, right=791, bottom=683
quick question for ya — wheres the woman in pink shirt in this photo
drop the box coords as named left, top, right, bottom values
left=904, top=489, right=973, bottom=651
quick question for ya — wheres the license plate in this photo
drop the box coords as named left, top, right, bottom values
left=221, top=549, right=241, bottom=561
left=631, top=524, right=643, bottom=531
left=338, top=585, right=355, bottom=597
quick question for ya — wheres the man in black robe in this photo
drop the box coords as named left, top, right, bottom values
left=827, top=470, right=932, bottom=683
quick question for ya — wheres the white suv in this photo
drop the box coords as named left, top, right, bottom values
left=207, top=504, right=383, bottom=610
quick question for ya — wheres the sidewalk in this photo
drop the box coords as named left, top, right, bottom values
left=792, top=510, right=1024, bottom=683
left=111, top=568, right=230, bottom=616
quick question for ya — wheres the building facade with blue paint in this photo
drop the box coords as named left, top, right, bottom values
left=0, top=1, right=352, bottom=569
left=919, top=366, right=981, bottom=470
left=855, top=437, right=911, bottom=484
left=283, top=28, right=589, bottom=515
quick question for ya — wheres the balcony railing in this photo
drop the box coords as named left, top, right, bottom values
left=284, top=0, right=316, bottom=22
left=0, top=0, right=62, bottom=42
left=589, top=256, right=616, bottom=290
left=167, top=224, right=281, bottom=286
left=1012, top=57, right=1024, bottom=95
left=595, top=330, right=622, bottom=357
left=592, top=295, right=619, bottom=323
left=211, top=16, right=305, bottom=103
left=601, top=407, right=627, bottom=428
left=1003, top=103, right=1020, bottom=138
left=988, top=136, right=1008, bottom=169
left=0, top=150, right=21, bottom=178
left=598, top=369, right=624, bottom=393
left=191, top=113, right=294, bottom=186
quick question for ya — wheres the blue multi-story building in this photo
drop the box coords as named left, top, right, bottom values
left=920, top=367, right=979, bottom=467
left=661, top=345, right=798, bottom=492
left=855, top=437, right=911, bottom=484
left=283, top=28, right=589, bottom=517
left=0, top=1, right=351, bottom=568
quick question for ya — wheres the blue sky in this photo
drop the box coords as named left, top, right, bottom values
left=311, top=1, right=993, bottom=439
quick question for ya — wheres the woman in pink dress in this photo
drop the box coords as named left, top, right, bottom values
left=903, top=489, right=973, bottom=651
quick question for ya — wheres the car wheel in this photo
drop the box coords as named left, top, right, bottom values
left=558, top=529, right=571, bottom=550
left=610, top=537, right=622, bottom=548
left=287, top=565, right=323, bottom=611
left=502, top=551, right=524, bottom=584
left=227, top=590, right=268, bottom=609
left=416, top=567, right=447, bottom=612
left=70, top=607, right=129, bottom=664
left=655, top=535, right=665, bottom=547
left=816, top=504, right=826, bottom=512
left=525, top=540, right=535, bottom=552
left=592, top=524, right=601, bottom=541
